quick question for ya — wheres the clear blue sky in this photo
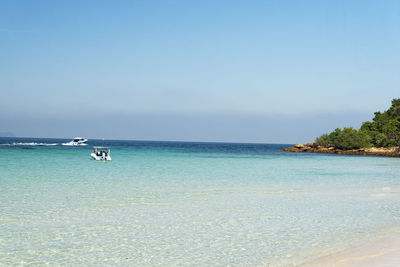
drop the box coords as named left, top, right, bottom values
left=1, top=0, right=399, bottom=143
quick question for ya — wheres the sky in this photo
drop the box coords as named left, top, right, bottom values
left=0, top=0, right=399, bottom=143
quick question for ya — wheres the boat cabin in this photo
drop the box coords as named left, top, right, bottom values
left=91, top=146, right=112, bottom=161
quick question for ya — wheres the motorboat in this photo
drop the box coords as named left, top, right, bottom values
left=91, top=146, right=112, bottom=161
left=62, top=137, right=88, bottom=146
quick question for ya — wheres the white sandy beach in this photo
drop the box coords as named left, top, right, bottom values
left=301, top=231, right=400, bottom=267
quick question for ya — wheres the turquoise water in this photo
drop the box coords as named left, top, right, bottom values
left=0, top=138, right=399, bottom=266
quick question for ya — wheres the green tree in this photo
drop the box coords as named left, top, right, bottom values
left=315, top=98, right=400, bottom=149
left=359, top=98, right=400, bottom=147
left=334, top=127, right=369, bottom=149
left=315, top=128, right=370, bottom=149
left=315, top=134, right=331, bottom=147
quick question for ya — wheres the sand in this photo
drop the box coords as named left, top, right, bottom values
left=300, top=231, right=400, bottom=267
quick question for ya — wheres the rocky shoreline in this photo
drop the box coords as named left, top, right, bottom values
left=281, top=143, right=400, bottom=157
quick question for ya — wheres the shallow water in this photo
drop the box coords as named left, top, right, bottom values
left=0, top=138, right=399, bottom=266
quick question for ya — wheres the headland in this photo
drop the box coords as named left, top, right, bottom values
left=282, top=98, right=400, bottom=158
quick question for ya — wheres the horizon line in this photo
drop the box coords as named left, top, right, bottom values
left=0, top=136, right=295, bottom=146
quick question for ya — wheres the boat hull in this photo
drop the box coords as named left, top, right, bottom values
left=91, top=153, right=111, bottom=161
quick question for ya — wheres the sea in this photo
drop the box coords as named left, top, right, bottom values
left=0, top=137, right=399, bottom=266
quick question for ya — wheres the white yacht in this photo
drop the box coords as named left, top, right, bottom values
left=62, top=137, right=88, bottom=146
left=91, top=146, right=112, bottom=161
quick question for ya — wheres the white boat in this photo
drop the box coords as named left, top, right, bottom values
left=62, top=137, right=88, bottom=146
left=91, top=146, right=111, bottom=161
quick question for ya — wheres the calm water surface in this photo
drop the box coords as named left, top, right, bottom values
left=0, top=138, right=399, bottom=266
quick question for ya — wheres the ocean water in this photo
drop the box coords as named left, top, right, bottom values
left=0, top=138, right=399, bottom=266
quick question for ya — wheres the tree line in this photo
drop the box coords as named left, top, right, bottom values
left=315, top=98, right=400, bottom=149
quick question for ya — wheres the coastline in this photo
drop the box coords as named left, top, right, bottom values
left=281, top=143, right=400, bottom=157
left=300, top=229, right=400, bottom=267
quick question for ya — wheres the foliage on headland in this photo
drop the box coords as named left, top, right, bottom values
left=315, top=98, right=400, bottom=149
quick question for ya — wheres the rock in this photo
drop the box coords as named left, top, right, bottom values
left=366, top=147, right=387, bottom=153
left=283, top=147, right=300, bottom=152
left=305, top=142, right=314, bottom=147
left=281, top=144, right=400, bottom=158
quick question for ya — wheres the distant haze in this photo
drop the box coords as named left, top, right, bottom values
left=1, top=111, right=372, bottom=144
left=1, top=1, right=399, bottom=143
left=0, top=132, right=16, bottom=138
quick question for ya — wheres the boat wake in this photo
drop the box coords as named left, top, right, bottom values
left=61, top=143, right=88, bottom=146
left=2, top=142, right=59, bottom=146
